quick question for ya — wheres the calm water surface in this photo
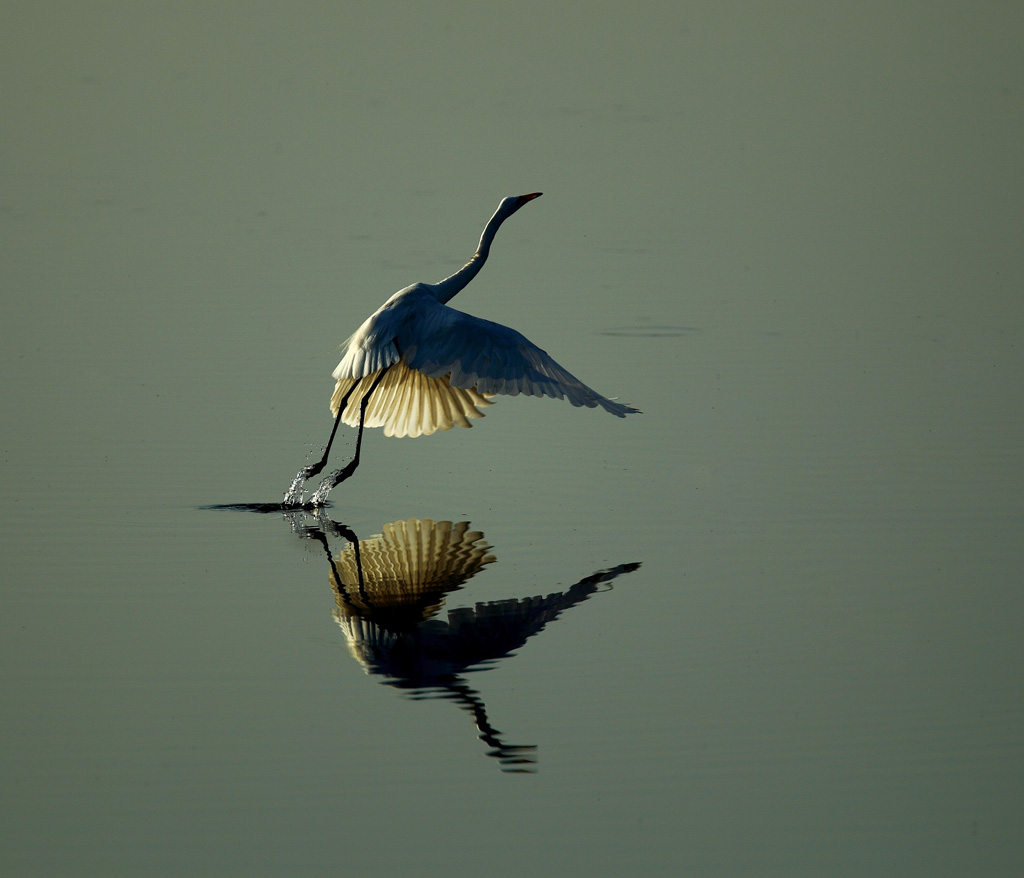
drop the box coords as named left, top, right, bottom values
left=3, top=3, right=1023, bottom=876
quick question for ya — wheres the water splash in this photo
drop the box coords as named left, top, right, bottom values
left=282, top=469, right=308, bottom=508
left=284, top=467, right=339, bottom=509
left=308, top=474, right=336, bottom=506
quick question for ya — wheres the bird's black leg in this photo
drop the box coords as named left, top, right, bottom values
left=283, top=367, right=391, bottom=508
left=283, top=383, right=357, bottom=507
left=308, top=366, right=391, bottom=505
left=301, top=391, right=353, bottom=482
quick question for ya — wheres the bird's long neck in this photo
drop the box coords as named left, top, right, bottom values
left=432, top=204, right=510, bottom=305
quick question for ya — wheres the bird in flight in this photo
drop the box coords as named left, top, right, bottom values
left=285, top=192, right=639, bottom=506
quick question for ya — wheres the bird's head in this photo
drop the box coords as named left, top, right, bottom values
left=497, top=192, right=542, bottom=220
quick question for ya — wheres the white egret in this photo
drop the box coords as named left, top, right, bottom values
left=286, top=192, right=639, bottom=506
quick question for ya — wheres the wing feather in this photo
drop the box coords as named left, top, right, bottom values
left=328, top=291, right=637, bottom=438
left=404, top=307, right=637, bottom=417
left=331, top=363, right=493, bottom=438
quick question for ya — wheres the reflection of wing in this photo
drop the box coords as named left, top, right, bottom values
left=333, top=560, right=639, bottom=773
left=331, top=295, right=637, bottom=437
left=330, top=519, right=494, bottom=624
left=335, top=561, right=640, bottom=683
left=316, top=513, right=641, bottom=773
left=431, top=571, right=628, bottom=671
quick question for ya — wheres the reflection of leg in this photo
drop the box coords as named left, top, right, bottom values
left=320, top=522, right=366, bottom=600
left=310, top=367, right=390, bottom=504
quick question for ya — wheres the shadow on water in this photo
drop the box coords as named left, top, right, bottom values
left=204, top=503, right=640, bottom=773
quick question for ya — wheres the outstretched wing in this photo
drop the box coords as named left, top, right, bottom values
left=402, top=306, right=638, bottom=416
left=329, top=294, right=637, bottom=438
left=331, top=363, right=494, bottom=438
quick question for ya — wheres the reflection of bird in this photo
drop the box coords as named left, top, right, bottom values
left=333, top=579, right=631, bottom=774
left=285, top=193, right=639, bottom=506
left=294, top=513, right=640, bottom=772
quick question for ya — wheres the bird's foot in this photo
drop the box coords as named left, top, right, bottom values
left=308, top=459, right=359, bottom=506
left=282, top=470, right=309, bottom=508
left=282, top=452, right=335, bottom=508
left=308, top=475, right=335, bottom=507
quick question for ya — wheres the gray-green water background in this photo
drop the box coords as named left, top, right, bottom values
left=2, top=3, right=1022, bottom=875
